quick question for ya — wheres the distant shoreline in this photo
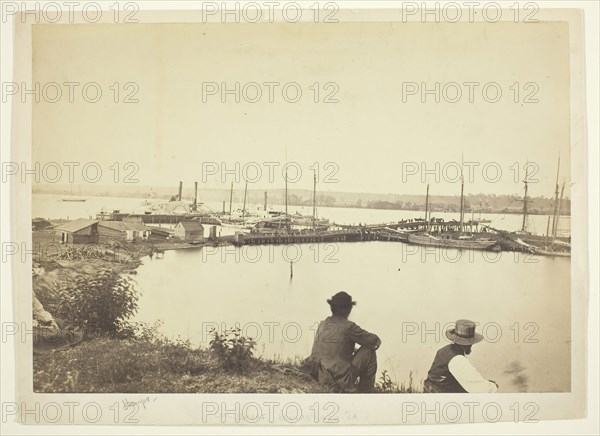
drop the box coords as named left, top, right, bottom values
left=34, top=191, right=572, bottom=217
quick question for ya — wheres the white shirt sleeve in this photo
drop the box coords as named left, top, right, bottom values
left=32, top=292, right=54, bottom=324
left=448, top=355, right=498, bottom=393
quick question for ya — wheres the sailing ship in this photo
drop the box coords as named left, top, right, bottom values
left=528, top=155, right=571, bottom=257
left=290, top=171, right=329, bottom=229
left=247, top=168, right=331, bottom=232
left=62, top=184, right=87, bottom=202
left=501, top=156, right=571, bottom=257
left=218, top=181, right=275, bottom=228
left=407, top=162, right=500, bottom=251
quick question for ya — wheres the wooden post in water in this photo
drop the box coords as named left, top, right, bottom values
left=290, top=260, right=294, bottom=279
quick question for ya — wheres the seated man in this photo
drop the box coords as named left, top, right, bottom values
left=423, top=319, right=498, bottom=393
left=33, top=291, right=83, bottom=354
left=33, top=291, right=59, bottom=330
left=305, top=291, right=381, bottom=393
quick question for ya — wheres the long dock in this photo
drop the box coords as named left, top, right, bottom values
left=229, top=228, right=421, bottom=246
left=231, top=230, right=370, bottom=246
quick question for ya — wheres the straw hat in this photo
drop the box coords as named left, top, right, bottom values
left=445, top=319, right=484, bottom=345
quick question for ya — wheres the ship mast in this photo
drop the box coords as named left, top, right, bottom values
left=459, top=157, right=464, bottom=233
left=228, top=182, right=233, bottom=216
left=242, top=181, right=248, bottom=224
left=312, top=170, right=317, bottom=228
left=556, top=181, right=565, bottom=235
left=424, top=183, right=430, bottom=231
left=285, top=167, right=288, bottom=216
left=521, top=164, right=529, bottom=232
left=284, top=147, right=289, bottom=218
left=551, top=154, right=560, bottom=237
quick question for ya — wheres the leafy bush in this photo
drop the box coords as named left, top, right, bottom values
left=55, top=268, right=140, bottom=334
left=375, top=370, right=421, bottom=393
left=32, top=217, right=53, bottom=231
left=209, top=327, right=256, bottom=373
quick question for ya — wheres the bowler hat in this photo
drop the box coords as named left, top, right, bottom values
left=445, top=319, right=484, bottom=345
left=327, top=291, right=356, bottom=308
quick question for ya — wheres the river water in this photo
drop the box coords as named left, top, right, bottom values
left=34, top=193, right=571, bottom=392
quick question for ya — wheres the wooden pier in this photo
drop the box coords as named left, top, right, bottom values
left=230, top=228, right=421, bottom=246
left=231, top=229, right=369, bottom=246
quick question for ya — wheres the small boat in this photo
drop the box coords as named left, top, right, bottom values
left=409, top=162, right=499, bottom=251
left=531, top=247, right=571, bottom=257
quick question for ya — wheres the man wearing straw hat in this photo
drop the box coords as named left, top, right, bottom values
left=423, top=319, right=498, bottom=393
left=305, top=291, right=381, bottom=393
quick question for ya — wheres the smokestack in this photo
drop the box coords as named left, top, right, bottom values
left=264, top=191, right=268, bottom=211
left=178, top=181, right=183, bottom=201
left=193, top=182, right=198, bottom=211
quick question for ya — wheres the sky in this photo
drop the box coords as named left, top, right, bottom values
left=32, top=21, right=571, bottom=197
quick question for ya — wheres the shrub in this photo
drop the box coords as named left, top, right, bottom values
left=375, top=370, right=398, bottom=393
left=55, top=268, right=140, bottom=334
left=32, top=217, right=52, bottom=231
left=209, top=327, right=256, bottom=373
left=375, top=370, right=421, bottom=393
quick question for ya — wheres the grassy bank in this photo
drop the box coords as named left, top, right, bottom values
left=33, top=335, right=420, bottom=393
left=33, top=337, right=327, bottom=393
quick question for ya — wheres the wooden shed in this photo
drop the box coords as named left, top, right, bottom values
left=98, top=221, right=151, bottom=242
left=55, top=219, right=99, bottom=244
left=173, top=221, right=204, bottom=243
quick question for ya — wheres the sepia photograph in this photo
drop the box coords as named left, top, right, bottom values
left=1, top=1, right=596, bottom=431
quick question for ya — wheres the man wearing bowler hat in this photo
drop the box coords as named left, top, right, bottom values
left=423, top=319, right=498, bottom=393
left=305, top=291, right=381, bottom=393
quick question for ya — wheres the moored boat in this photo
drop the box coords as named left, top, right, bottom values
left=407, top=233, right=499, bottom=250
left=62, top=198, right=87, bottom=202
